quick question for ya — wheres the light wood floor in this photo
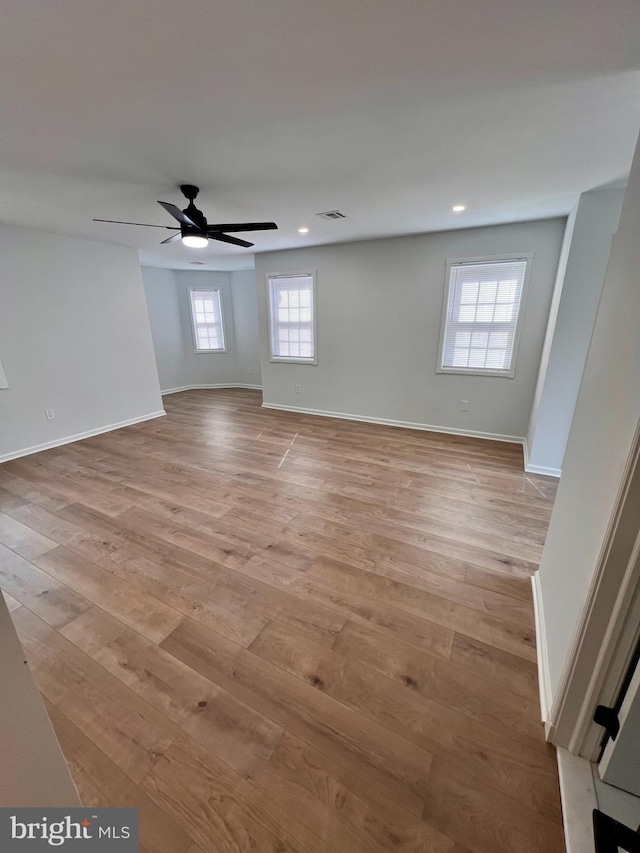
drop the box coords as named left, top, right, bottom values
left=0, top=389, right=564, bottom=853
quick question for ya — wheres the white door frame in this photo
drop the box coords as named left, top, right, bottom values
left=547, top=418, right=640, bottom=759
left=599, top=639, right=640, bottom=793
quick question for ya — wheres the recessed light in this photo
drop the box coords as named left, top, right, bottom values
left=452, top=204, right=466, bottom=213
left=298, top=226, right=309, bottom=234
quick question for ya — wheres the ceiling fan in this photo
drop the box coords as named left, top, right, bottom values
left=93, top=185, right=277, bottom=248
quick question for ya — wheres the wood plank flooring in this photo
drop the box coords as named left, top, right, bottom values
left=1, top=388, right=564, bottom=853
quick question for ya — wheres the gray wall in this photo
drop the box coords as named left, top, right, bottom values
left=525, top=207, right=578, bottom=472
left=230, top=269, right=263, bottom=386
left=255, top=218, right=565, bottom=440
left=537, top=135, right=640, bottom=701
left=0, top=226, right=163, bottom=461
left=526, top=188, right=624, bottom=475
left=142, top=267, right=261, bottom=392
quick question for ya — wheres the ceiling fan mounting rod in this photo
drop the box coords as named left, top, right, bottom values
left=180, top=184, right=200, bottom=203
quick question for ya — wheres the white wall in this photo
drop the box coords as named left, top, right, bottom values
left=0, top=226, right=163, bottom=461
left=537, top=134, right=640, bottom=704
left=526, top=188, right=625, bottom=476
left=142, top=267, right=261, bottom=393
left=255, top=219, right=565, bottom=440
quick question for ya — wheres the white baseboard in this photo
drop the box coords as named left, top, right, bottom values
left=261, top=402, right=525, bottom=445
left=161, top=383, right=262, bottom=395
left=523, top=437, right=562, bottom=478
left=527, top=462, right=562, bottom=478
left=532, top=572, right=553, bottom=724
left=0, top=410, right=166, bottom=464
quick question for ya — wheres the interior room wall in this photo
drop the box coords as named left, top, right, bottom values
left=254, top=218, right=565, bottom=440
left=525, top=206, right=578, bottom=471
left=139, top=266, right=183, bottom=393
left=526, top=187, right=625, bottom=476
left=230, top=269, right=262, bottom=388
left=536, top=133, right=640, bottom=712
left=141, top=267, right=261, bottom=393
left=0, top=594, right=81, bottom=807
left=0, top=226, right=163, bottom=462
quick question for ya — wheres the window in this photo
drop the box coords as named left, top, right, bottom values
left=189, top=288, right=226, bottom=353
left=437, top=256, right=531, bottom=377
left=267, top=272, right=316, bottom=363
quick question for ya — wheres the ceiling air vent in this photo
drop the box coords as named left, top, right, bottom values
left=316, top=210, right=347, bottom=221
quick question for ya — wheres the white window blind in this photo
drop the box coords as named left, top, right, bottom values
left=189, top=289, right=226, bottom=352
left=268, top=274, right=315, bottom=362
left=439, top=258, right=528, bottom=376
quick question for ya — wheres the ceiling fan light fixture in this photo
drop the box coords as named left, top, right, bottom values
left=93, top=186, right=277, bottom=249
left=182, top=234, right=208, bottom=248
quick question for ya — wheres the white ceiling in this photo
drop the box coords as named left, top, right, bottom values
left=1, top=0, right=639, bottom=271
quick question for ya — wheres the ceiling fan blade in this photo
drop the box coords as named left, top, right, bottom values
left=93, top=219, right=178, bottom=229
left=206, top=222, right=278, bottom=233
left=157, top=201, right=201, bottom=230
left=160, top=233, right=183, bottom=245
left=209, top=233, right=254, bottom=248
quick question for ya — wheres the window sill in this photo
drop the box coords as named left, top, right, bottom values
left=270, top=357, right=317, bottom=365
left=436, top=367, right=515, bottom=378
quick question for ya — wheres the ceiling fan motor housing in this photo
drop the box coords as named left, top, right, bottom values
left=184, top=207, right=207, bottom=233
left=178, top=185, right=207, bottom=234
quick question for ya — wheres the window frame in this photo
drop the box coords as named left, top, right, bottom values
left=265, top=270, right=318, bottom=365
left=436, top=252, right=533, bottom=379
left=187, top=286, right=228, bottom=354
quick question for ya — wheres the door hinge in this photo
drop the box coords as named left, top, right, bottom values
left=594, top=705, right=620, bottom=740
left=593, top=810, right=640, bottom=852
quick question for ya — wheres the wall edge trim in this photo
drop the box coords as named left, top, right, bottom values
left=526, top=462, right=562, bottom=478
left=523, top=439, right=562, bottom=478
left=0, top=410, right=166, bottom=464
left=161, top=384, right=263, bottom=395
left=261, top=402, right=525, bottom=444
left=532, top=572, right=553, bottom=724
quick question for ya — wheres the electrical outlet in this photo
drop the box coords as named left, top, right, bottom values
left=248, top=367, right=254, bottom=375
left=295, top=384, right=301, bottom=394
left=460, top=400, right=469, bottom=412
left=45, top=408, right=55, bottom=420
